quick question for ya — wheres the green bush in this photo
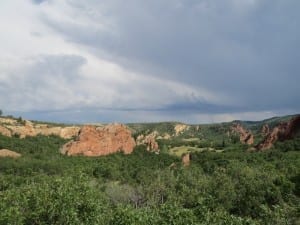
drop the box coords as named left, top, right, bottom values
left=0, top=133, right=299, bottom=224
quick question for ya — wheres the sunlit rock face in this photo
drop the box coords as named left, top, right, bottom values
left=61, top=124, right=136, bottom=157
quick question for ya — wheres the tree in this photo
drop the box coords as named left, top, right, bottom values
left=0, top=109, right=2, bottom=116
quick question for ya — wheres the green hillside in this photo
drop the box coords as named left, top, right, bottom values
left=128, top=114, right=300, bottom=155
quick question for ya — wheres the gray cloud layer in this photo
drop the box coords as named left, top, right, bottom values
left=1, top=0, right=299, bottom=123
left=42, top=0, right=300, bottom=109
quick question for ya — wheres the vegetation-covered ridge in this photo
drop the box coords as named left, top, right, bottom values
left=128, top=114, right=300, bottom=154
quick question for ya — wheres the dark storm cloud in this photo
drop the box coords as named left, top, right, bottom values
left=40, top=0, right=300, bottom=114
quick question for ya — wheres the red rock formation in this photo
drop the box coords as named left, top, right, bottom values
left=144, top=136, right=159, bottom=152
left=136, top=133, right=159, bottom=152
left=256, top=116, right=300, bottom=150
left=231, top=124, right=254, bottom=145
left=61, top=124, right=136, bottom=156
left=261, top=124, right=270, bottom=137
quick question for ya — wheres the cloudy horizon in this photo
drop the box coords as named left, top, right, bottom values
left=0, top=0, right=299, bottom=124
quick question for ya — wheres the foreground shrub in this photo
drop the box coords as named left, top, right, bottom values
left=0, top=175, right=109, bottom=225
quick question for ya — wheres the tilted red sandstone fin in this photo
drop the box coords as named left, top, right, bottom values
left=256, top=115, right=300, bottom=151
left=231, top=123, right=254, bottom=145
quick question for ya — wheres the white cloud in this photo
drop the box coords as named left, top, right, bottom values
left=1, top=53, right=226, bottom=113
left=0, top=0, right=230, bottom=119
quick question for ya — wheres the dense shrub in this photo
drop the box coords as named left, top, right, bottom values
left=0, top=134, right=299, bottom=224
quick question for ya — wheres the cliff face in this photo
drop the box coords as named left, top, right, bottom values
left=61, top=124, right=136, bottom=157
left=256, top=116, right=300, bottom=150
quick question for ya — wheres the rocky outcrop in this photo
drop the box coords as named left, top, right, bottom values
left=256, top=129, right=278, bottom=150
left=0, top=126, right=12, bottom=137
left=35, top=126, right=80, bottom=139
left=0, top=117, right=17, bottom=125
left=174, top=124, right=189, bottom=136
left=61, top=124, right=136, bottom=157
left=8, top=120, right=36, bottom=138
left=261, top=124, right=270, bottom=137
left=231, top=124, right=254, bottom=145
left=59, top=127, right=80, bottom=139
left=0, top=118, right=80, bottom=139
left=136, top=132, right=159, bottom=152
left=256, top=116, right=300, bottom=150
left=0, top=149, right=21, bottom=158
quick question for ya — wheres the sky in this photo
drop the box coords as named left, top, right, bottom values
left=0, top=0, right=299, bottom=124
